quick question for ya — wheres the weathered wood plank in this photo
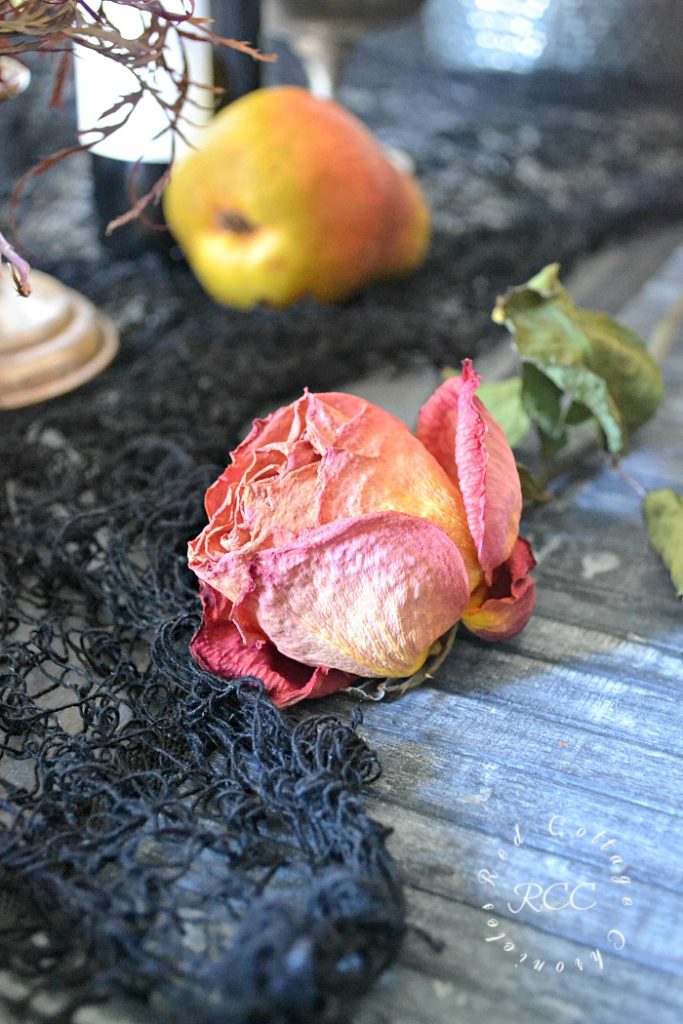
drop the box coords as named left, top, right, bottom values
left=351, top=238, right=683, bottom=1024
left=358, top=963, right=600, bottom=1024
left=357, top=888, right=683, bottom=1024
left=450, top=636, right=683, bottom=749
left=361, top=727, right=683, bottom=885
left=360, top=797, right=683, bottom=969
left=495, top=623, right=683, bottom=700
left=523, top=574, right=683, bottom=651
left=340, top=682, right=683, bottom=811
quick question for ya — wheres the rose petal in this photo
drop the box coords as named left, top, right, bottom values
left=300, top=390, right=359, bottom=452
left=315, top=391, right=372, bottom=420
left=204, top=409, right=292, bottom=520
left=191, top=461, right=323, bottom=577
left=197, top=392, right=362, bottom=552
left=190, top=389, right=482, bottom=605
left=314, top=400, right=479, bottom=583
left=191, top=582, right=354, bottom=707
left=229, top=511, right=470, bottom=678
left=461, top=537, right=537, bottom=641
left=321, top=449, right=479, bottom=582
left=417, top=360, right=522, bottom=576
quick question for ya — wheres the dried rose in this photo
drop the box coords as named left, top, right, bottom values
left=188, top=360, right=536, bottom=706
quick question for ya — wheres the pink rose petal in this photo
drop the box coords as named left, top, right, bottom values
left=417, top=360, right=522, bottom=576
left=313, top=397, right=479, bottom=582
left=229, top=511, right=470, bottom=678
left=189, top=384, right=536, bottom=706
left=318, top=447, right=478, bottom=583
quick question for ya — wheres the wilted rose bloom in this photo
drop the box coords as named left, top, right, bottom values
left=188, top=360, right=536, bottom=707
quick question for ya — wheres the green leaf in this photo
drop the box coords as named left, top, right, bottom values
left=493, top=263, right=664, bottom=456
left=564, top=400, right=593, bottom=426
left=477, top=377, right=531, bottom=447
left=539, top=362, right=625, bottom=456
left=520, top=362, right=567, bottom=456
left=516, top=463, right=553, bottom=505
left=643, top=489, right=683, bottom=599
left=573, top=306, right=663, bottom=428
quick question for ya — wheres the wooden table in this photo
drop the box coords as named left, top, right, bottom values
left=1, top=234, right=682, bottom=1024
left=341, top=236, right=683, bottom=1024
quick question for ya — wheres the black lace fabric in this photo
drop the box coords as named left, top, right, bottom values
left=0, top=414, right=405, bottom=1024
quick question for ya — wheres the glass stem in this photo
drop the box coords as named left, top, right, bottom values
left=294, top=33, right=355, bottom=99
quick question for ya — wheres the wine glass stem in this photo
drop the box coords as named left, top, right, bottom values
left=295, top=34, right=355, bottom=99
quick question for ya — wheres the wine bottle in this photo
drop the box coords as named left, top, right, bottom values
left=74, top=1, right=261, bottom=259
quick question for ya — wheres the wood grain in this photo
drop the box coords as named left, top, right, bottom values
left=343, top=234, right=683, bottom=1024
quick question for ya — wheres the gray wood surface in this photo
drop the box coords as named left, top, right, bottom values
left=338, top=235, right=683, bottom=1024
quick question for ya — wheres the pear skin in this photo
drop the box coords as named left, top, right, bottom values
left=163, top=86, right=430, bottom=309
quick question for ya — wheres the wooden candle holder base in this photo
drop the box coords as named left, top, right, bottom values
left=0, top=271, right=119, bottom=410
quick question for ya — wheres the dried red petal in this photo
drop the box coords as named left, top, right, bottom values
left=191, top=583, right=354, bottom=707
left=462, top=537, right=537, bottom=641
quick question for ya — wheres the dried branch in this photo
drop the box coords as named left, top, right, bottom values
left=0, top=229, right=32, bottom=297
left=0, top=1, right=277, bottom=283
left=105, top=164, right=170, bottom=233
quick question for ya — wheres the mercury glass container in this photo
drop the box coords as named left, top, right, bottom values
left=424, top=0, right=683, bottom=81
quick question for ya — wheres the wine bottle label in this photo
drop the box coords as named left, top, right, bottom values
left=73, top=0, right=213, bottom=163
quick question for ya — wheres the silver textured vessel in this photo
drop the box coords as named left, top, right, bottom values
left=425, top=0, right=683, bottom=80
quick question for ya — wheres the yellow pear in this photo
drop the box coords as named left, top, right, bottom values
left=163, top=86, right=430, bottom=309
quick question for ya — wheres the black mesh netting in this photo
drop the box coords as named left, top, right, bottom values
left=0, top=405, right=406, bottom=1024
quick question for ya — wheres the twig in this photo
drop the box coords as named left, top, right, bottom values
left=648, top=291, right=683, bottom=365
left=0, top=230, right=31, bottom=297
left=0, top=0, right=277, bottom=261
left=612, top=460, right=647, bottom=498
left=105, top=166, right=171, bottom=234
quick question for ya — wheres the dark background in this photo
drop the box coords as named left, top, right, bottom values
left=3, top=16, right=683, bottom=454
